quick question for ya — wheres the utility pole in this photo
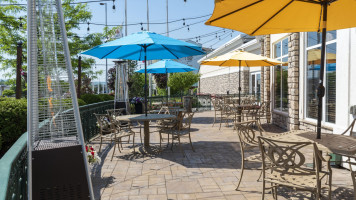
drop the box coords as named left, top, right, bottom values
left=100, top=2, right=108, bottom=93
left=16, top=42, right=23, bottom=99
left=77, top=56, right=82, bottom=98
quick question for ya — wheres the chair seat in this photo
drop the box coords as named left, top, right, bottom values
left=115, top=129, right=134, bottom=138
left=265, top=168, right=329, bottom=191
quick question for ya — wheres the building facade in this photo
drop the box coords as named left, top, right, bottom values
left=199, top=29, right=356, bottom=135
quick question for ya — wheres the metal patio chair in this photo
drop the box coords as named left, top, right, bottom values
left=258, top=136, right=332, bottom=200
left=234, top=120, right=263, bottom=190
left=159, top=112, right=195, bottom=156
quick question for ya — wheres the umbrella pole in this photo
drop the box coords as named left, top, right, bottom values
left=166, top=72, right=168, bottom=104
left=238, top=60, right=241, bottom=105
left=316, top=1, right=328, bottom=139
left=144, top=46, right=148, bottom=116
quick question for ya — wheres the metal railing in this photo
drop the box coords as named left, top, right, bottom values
left=147, top=94, right=212, bottom=111
left=0, top=100, right=114, bottom=200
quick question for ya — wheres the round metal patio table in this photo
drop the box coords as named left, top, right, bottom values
left=116, top=114, right=176, bottom=152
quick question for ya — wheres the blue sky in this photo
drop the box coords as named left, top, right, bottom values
left=0, top=0, right=241, bottom=81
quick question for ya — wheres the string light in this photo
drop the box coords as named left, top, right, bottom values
left=87, top=22, right=90, bottom=32
left=112, top=0, right=115, bottom=10
left=141, top=23, right=143, bottom=31
left=187, top=25, right=190, bottom=32
left=183, top=18, right=185, bottom=26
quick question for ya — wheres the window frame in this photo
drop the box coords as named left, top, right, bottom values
left=272, top=37, right=289, bottom=113
left=303, top=33, right=337, bottom=124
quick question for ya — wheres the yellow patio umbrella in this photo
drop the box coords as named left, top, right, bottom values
left=205, top=0, right=354, bottom=138
left=201, top=50, right=284, bottom=104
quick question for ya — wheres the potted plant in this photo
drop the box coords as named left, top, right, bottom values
left=131, top=97, right=144, bottom=114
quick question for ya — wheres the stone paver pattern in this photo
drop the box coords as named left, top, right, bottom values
left=90, top=111, right=355, bottom=200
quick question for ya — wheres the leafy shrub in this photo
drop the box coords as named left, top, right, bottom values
left=97, top=94, right=114, bottom=101
left=80, top=94, right=102, bottom=104
left=2, top=89, right=15, bottom=97
left=77, top=99, right=87, bottom=106
left=0, top=98, right=27, bottom=153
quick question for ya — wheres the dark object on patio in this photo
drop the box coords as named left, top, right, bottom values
left=134, top=103, right=144, bottom=114
left=32, top=145, right=90, bottom=200
left=115, top=101, right=127, bottom=115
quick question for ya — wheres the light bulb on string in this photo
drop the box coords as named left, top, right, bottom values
left=87, top=22, right=90, bottom=32
left=183, top=18, right=185, bottom=26
left=141, top=23, right=143, bottom=31
left=187, top=25, right=190, bottom=32
left=112, top=0, right=116, bottom=11
left=216, top=33, right=217, bottom=38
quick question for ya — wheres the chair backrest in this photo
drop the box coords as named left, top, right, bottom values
left=94, top=113, right=112, bottom=134
left=258, top=136, right=316, bottom=172
left=178, top=112, right=194, bottom=131
left=107, top=108, right=124, bottom=118
left=342, top=118, right=356, bottom=137
left=234, top=121, right=260, bottom=148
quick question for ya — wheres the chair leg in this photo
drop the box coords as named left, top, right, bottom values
left=159, top=132, right=162, bottom=149
left=272, top=183, right=278, bottom=200
left=188, top=133, right=195, bottom=152
left=257, top=169, right=263, bottom=182
left=261, top=179, right=266, bottom=200
left=213, top=111, right=216, bottom=127
left=171, top=134, right=174, bottom=151
left=127, top=135, right=130, bottom=143
left=133, top=134, right=135, bottom=153
left=99, top=137, right=103, bottom=153
left=111, top=140, right=116, bottom=161
left=140, top=125, right=143, bottom=144
left=236, top=159, right=245, bottom=190
left=118, top=139, right=122, bottom=153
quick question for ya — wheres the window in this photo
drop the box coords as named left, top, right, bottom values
left=250, top=72, right=261, bottom=97
left=305, top=31, right=336, bottom=123
left=274, top=38, right=289, bottom=112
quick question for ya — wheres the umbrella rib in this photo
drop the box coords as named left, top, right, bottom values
left=208, top=0, right=263, bottom=24
left=251, top=0, right=294, bottom=35
left=184, top=45, right=206, bottom=54
left=100, top=46, right=122, bottom=59
left=295, top=0, right=323, bottom=4
left=161, top=45, right=179, bottom=59
left=264, top=60, right=279, bottom=66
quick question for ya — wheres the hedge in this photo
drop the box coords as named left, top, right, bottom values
left=97, top=94, right=114, bottom=102
left=0, top=98, right=27, bottom=155
left=80, top=94, right=102, bottom=104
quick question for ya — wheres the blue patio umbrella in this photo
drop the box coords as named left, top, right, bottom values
left=135, top=60, right=197, bottom=102
left=82, top=31, right=205, bottom=116
left=135, top=60, right=197, bottom=74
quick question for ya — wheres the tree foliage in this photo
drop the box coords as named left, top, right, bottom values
left=168, top=72, right=200, bottom=95
left=0, top=0, right=121, bottom=90
left=154, top=73, right=167, bottom=89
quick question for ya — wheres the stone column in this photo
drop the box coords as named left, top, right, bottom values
left=288, top=33, right=300, bottom=130
left=263, top=35, right=271, bottom=122
left=242, top=68, right=250, bottom=95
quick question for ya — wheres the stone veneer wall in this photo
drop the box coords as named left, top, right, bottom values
left=288, top=33, right=300, bottom=130
left=199, top=69, right=250, bottom=95
left=299, top=120, right=333, bottom=133
left=263, top=35, right=271, bottom=122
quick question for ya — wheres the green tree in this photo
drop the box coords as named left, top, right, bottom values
left=0, top=0, right=119, bottom=90
left=168, top=72, right=200, bottom=95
